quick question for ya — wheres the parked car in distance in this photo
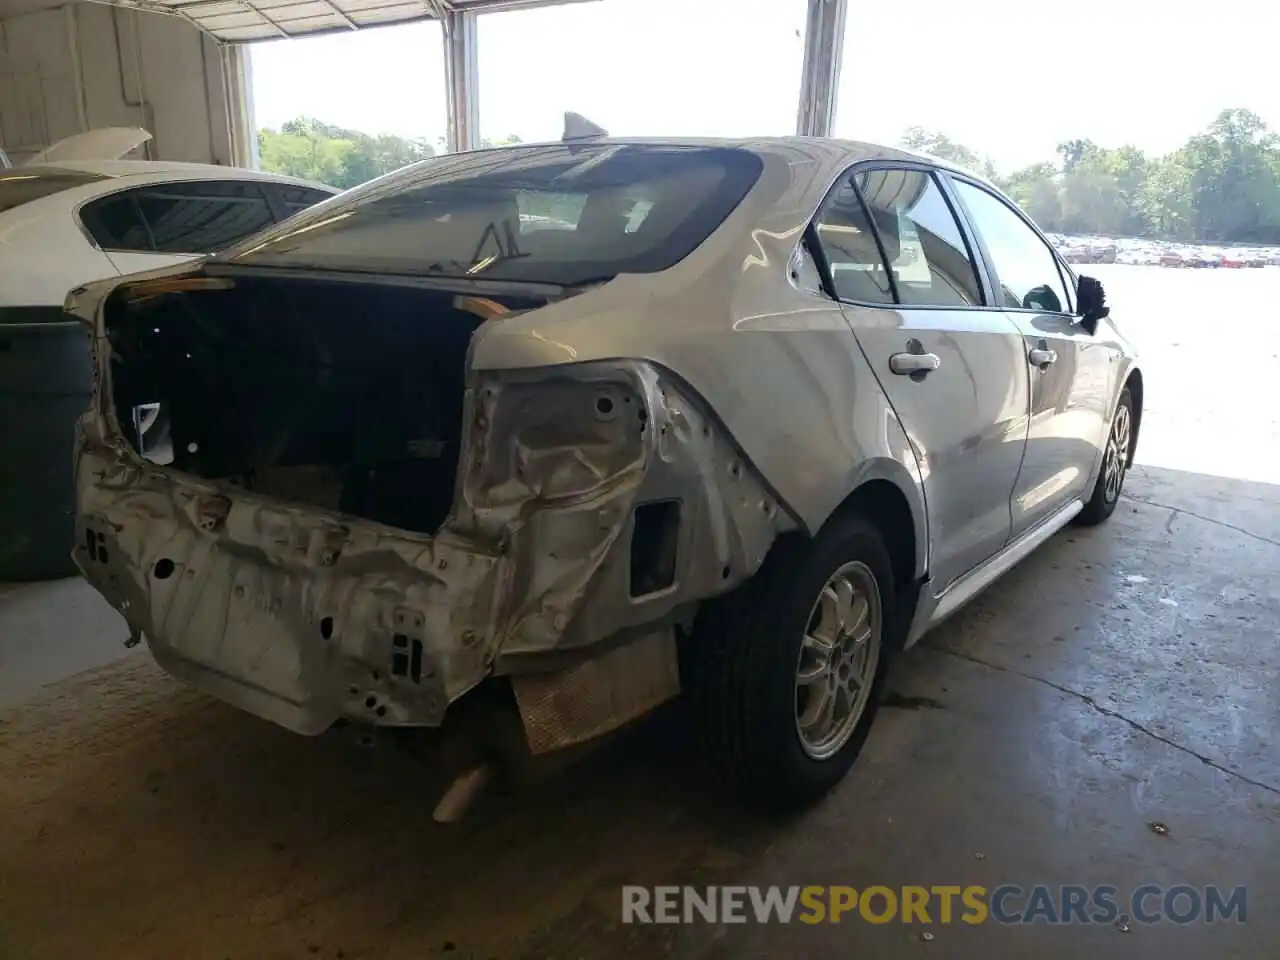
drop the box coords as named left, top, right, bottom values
left=0, top=128, right=338, bottom=312
left=67, top=127, right=1142, bottom=815
left=0, top=127, right=336, bottom=580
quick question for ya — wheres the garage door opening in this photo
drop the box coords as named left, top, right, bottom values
left=250, top=24, right=447, bottom=189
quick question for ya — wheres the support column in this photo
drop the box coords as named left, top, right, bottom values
left=222, top=43, right=258, bottom=168
left=441, top=9, right=479, bottom=152
left=795, top=0, right=847, bottom=138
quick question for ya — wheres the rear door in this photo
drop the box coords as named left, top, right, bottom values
left=811, top=165, right=1030, bottom=590
left=78, top=179, right=285, bottom=275
left=946, top=177, right=1112, bottom=536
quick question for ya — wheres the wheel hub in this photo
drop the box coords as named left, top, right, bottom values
left=794, top=560, right=883, bottom=761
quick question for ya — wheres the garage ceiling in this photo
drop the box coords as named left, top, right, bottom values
left=49, top=0, right=590, bottom=42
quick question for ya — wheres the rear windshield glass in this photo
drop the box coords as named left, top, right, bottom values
left=228, top=144, right=763, bottom=285
left=0, top=170, right=106, bottom=213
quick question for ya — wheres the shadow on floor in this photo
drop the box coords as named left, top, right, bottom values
left=0, top=462, right=1276, bottom=960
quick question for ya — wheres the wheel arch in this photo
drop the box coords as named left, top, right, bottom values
left=1123, top=366, right=1144, bottom=467
left=821, top=466, right=927, bottom=590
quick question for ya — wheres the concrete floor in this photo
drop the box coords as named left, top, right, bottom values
left=1, top=266, right=1277, bottom=958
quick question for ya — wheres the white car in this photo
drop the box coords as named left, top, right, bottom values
left=0, top=128, right=337, bottom=311
left=0, top=128, right=335, bottom=581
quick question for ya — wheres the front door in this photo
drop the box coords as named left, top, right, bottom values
left=947, top=179, right=1111, bottom=534
left=812, top=166, right=1030, bottom=590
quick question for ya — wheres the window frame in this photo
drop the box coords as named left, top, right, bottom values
left=942, top=172, right=1078, bottom=318
left=803, top=159, right=994, bottom=311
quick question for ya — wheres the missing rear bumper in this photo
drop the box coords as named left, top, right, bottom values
left=76, top=437, right=502, bottom=735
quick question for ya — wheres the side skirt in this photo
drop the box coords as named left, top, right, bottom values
left=903, top=498, right=1084, bottom=648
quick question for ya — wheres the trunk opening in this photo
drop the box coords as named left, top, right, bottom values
left=103, top=272, right=545, bottom=536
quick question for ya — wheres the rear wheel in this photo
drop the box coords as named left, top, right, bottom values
left=1076, top=386, right=1133, bottom=526
left=685, top=514, right=899, bottom=811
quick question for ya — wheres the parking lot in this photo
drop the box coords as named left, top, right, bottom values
left=1, top=264, right=1277, bottom=959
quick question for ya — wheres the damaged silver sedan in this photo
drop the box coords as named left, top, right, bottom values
left=68, top=131, right=1142, bottom=812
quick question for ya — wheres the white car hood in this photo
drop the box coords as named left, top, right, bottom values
left=24, top=127, right=152, bottom=165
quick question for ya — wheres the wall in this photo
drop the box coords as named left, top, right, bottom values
left=0, top=4, right=248, bottom=166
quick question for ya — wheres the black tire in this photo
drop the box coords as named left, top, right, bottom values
left=683, top=513, right=900, bottom=813
left=1076, top=386, right=1134, bottom=527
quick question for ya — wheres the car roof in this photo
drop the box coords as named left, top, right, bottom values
left=215, top=135, right=1010, bottom=266
left=364, top=136, right=996, bottom=197
left=479, top=135, right=974, bottom=173
left=18, top=160, right=337, bottom=191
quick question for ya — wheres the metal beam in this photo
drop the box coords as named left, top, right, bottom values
left=795, top=0, right=846, bottom=138
left=223, top=42, right=258, bottom=168
left=441, top=8, right=478, bottom=152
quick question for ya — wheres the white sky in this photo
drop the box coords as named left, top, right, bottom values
left=250, top=0, right=1278, bottom=172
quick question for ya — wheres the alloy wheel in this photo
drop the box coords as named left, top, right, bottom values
left=1103, top=404, right=1132, bottom=504
left=794, top=561, right=882, bottom=761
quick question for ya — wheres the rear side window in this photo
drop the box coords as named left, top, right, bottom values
left=0, top=171, right=107, bottom=213
left=229, top=144, right=763, bottom=286
left=812, top=179, right=896, bottom=305
left=82, top=181, right=277, bottom=254
left=854, top=169, right=983, bottom=307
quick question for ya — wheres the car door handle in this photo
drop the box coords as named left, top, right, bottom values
left=1028, top=347, right=1058, bottom=367
left=889, top=352, right=941, bottom=376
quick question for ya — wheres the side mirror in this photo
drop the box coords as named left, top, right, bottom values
left=1077, top=275, right=1110, bottom=334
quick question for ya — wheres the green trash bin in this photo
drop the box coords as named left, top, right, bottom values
left=0, top=309, right=94, bottom=580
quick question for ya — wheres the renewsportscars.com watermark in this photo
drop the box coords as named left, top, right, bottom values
left=621, top=885, right=1247, bottom=926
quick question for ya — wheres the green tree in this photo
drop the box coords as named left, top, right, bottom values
left=258, top=120, right=529, bottom=189
left=263, top=113, right=1280, bottom=245
left=899, top=113, right=1280, bottom=244
left=1004, top=162, right=1062, bottom=230
left=260, top=116, right=438, bottom=189
left=900, top=126, right=998, bottom=179
left=1138, top=156, right=1194, bottom=240
left=1060, top=167, right=1126, bottom=236
left=1056, top=138, right=1098, bottom=174
left=258, top=126, right=354, bottom=186
left=1182, top=109, right=1280, bottom=242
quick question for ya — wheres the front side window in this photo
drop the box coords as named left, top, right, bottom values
left=227, top=144, right=763, bottom=286
left=951, top=180, right=1071, bottom=313
left=854, top=169, right=983, bottom=307
left=82, top=180, right=276, bottom=254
